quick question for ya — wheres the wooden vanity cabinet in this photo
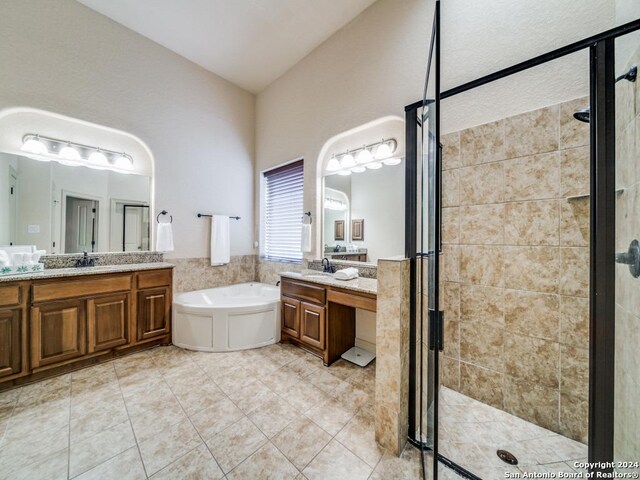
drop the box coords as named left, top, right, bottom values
left=280, top=277, right=375, bottom=365
left=0, top=284, right=26, bottom=379
left=0, top=267, right=173, bottom=389
left=281, top=296, right=301, bottom=338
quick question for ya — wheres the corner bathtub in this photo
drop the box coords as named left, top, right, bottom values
left=172, top=283, right=281, bottom=352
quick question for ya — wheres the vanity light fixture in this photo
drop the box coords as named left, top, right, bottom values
left=88, top=149, right=108, bottom=165
left=356, top=146, right=372, bottom=164
left=21, top=135, right=48, bottom=156
left=59, top=142, right=81, bottom=161
left=21, top=134, right=133, bottom=170
left=326, top=155, right=341, bottom=171
left=340, top=151, right=356, bottom=169
left=326, top=138, right=399, bottom=175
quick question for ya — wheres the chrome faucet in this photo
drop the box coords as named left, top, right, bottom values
left=322, top=257, right=335, bottom=273
left=75, top=251, right=95, bottom=268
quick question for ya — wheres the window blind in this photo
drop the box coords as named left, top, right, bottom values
left=263, top=160, right=304, bottom=263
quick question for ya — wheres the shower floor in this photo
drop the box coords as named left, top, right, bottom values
left=438, top=387, right=588, bottom=478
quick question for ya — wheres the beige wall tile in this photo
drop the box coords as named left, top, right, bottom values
left=560, top=198, right=590, bottom=247
left=459, top=204, right=504, bottom=245
left=560, top=296, right=589, bottom=348
left=442, top=132, right=462, bottom=170
left=560, top=394, right=589, bottom=444
left=441, top=245, right=460, bottom=283
left=504, top=152, right=561, bottom=201
left=460, top=319, right=504, bottom=372
left=504, top=246, right=560, bottom=293
left=616, top=122, right=636, bottom=190
left=504, top=105, right=559, bottom=158
left=440, top=357, right=460, bottom=390
left=504, top=290, right=560, bottom=341
left=504, top=200, right=560, bottom=246
left=559, top=97, right=590, bottom=150
left=560, top=345, right=589, bottom=400
left=504, top=333, right=560, bottom=388
left=459, top=362, right=504, bottom=409
left=442, top=207, right=460, bottom=245
left=460, top=120, right=505, bottom=166
left=443, top=169, right=460, bottom=207
left=460, top=245, right=504, bottom=287
left=460, top=285, right=504, bottom=324
left=559, top=247, right=589, bottom=297
left=560, top=146, right=590, bottom=198
left=459, top=163, right=504, bottom=205
left=503, top=375, right=559, bottom=432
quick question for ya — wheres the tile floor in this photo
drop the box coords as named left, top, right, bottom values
left=0, top=344, right=429, bottom=480
left=438, top=386, right=588, bottom=478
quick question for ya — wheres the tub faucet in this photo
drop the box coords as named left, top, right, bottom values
left=276, top=280, right=281, bottom=287
left=322, top=257, right=335, bottom=273
left=75, top=251, right=95, bottom=268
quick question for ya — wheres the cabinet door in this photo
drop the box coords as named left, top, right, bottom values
left=0, top=308, right=21, bottom=378
left=88, top=294, right=129, bottom=353
left=31, top=300, right=86, bottom=369
left=137, top=287, right=171, bottom=341
left=300, top=302, right=325, bottom=350
left=281, top=296, right=300, bottom=338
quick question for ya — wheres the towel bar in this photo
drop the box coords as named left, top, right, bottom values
left=197, top=213, right=241, bottom=220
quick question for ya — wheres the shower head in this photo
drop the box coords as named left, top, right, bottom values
left=573, top=107, right=590, bottom=123
left=616, top=65, right=637, bottom=83
left=572, top=65, right=637, bottom=124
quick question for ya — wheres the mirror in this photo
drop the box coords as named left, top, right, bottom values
left=322, top=162, right=404, bottom=264
left=0, top=152, right=151, bottom=254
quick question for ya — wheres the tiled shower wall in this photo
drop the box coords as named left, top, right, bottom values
left=614, top=43, right=640, bottom=461
left=439, top=98, right=590, bottom=443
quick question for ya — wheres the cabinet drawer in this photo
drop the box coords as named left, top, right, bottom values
left=0, top=285, right=21, bottom=307
left=33, top=274, right=132, bottom=303
left=137, top=269, right=172, bottom=289
left=280, top=279, right=326, bottom=305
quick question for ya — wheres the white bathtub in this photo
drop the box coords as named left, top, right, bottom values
left=172, top=283, right=281, bottom=352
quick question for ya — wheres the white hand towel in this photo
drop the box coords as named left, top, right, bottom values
left=211, top=215, right=230, bottom=266
left=334, top=267, right=359, bottom=281
left=156, top=222, right=174, bottom=252
left=0, top=251, right=9, bottom=267
left=301, top=224, right=312, bottom=253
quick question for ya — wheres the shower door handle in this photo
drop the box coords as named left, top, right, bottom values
left=428, top=309, right=444, bottom=351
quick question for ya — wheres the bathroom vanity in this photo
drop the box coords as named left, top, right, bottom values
left=279, top=271, right=376, bottom=365
left=0, top=263, right=173, bottom=389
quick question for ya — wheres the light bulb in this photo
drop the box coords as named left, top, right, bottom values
left=22, top=136, right=48, bottom=155
left=115, top=154, right=133, bottom=168
left=383, top=157, right=402, bottom=166
left=88, top=150, right=108, bottom=164
left=356, top=148, right=372, bottom=164
left=340, top=152, right=355, bottom=169
left=351, top=166, right=366, bottom=173
left=375, top=141, right=393, bottom=159
left=337, top=169, right=352, bottom=176
left=366, top=162, right=382, bottom=170
left=59, top=144, right=81, bottom=161
left=326, top=156, right=341, bottom=172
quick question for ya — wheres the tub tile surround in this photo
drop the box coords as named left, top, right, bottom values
left=0, top=344, right=431, bottom=480
left=613, top=44, right=640, bottom=467
left=440, top=96, right=590, bottom=443
left=171, top=255, right=257, bottom=292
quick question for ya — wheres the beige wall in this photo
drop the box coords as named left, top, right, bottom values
left=439, top=98, right=591, bottom=443
left=0, top=0, right=255, bottom=259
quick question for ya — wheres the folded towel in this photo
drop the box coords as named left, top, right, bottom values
left=0, top=251, right=9, bottom=267
left=334, top=267, right=359, bottom=281
left=156, top=222, right=174, bottom=252
left=301, top=224, right=312, bottom=253
left=211, top=215, right=230, bottom=266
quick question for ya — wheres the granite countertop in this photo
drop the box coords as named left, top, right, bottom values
left=279, top=270, right=377, bottom=295
left=0, top=262, right=174, bottom=283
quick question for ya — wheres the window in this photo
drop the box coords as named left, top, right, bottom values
left=262, top=159, right=304, bottom=262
